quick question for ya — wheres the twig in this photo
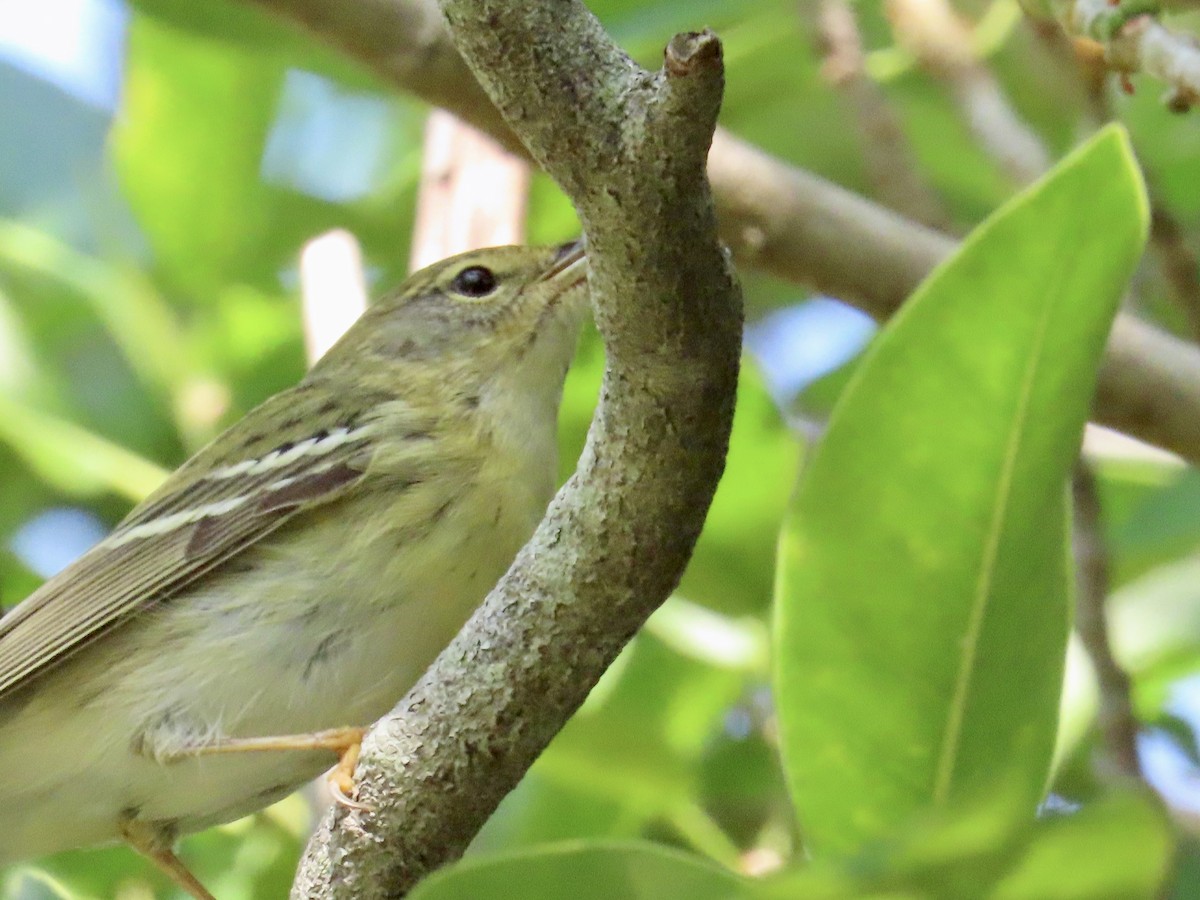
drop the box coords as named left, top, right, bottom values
left=887, top=0, right=1050, bottom=185
left=1034, top=22, right=1200, bottom=341
left=812, top=0, right=951, bottom=228
left=1149, top=201, right=1200, bottom=340
left=1072, top=463, right=1143, bottom=780
left=1060, top=0, right=1200, bottom=110
left=291, top=7, right=741, bottom=897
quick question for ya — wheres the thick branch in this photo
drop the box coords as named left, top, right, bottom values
left=290, top=6, right=740, bottom=898
left=243, top=0, right=1200, bottom=466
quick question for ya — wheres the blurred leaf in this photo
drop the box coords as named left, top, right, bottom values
left=696, top=692, right=792, bottom=849
left=474, top=771, right=643, bottom=854
left=1111, top=469, right=1200, bottom=575
left=774, top=127, right=1148, bottom=856
left=1169, top=837, right=1200, bottom=900
left=475, top=612, right=770, bottom=860
left=128, top=0, right=396, bottom=92
left=992, top=791, right=1172, bottom=898
left=410, top=842, right=750, bottom=900
left=113, top=13, right=287, bottom=297
left=682, top=365, right=801, bottom=615
left=0, top=281, right=37, bottom=394
left=113, top=11, right=426, bottom=302
left=8, top=802, right=310, bottom=900
left=1053, top=634, right=1101, bottom=782
left=529, top=632, right=749, bottom=861
left=645, top=597, right=768, bottom=673
left=129, top=0, right=307, bottom=51
left=0, top=550, right=42, bottom=614
left=1108, top=556, right=1200, bottom=696
left=557, top=324, right=604, bottom=484
left=1148, top=711, right=1200, bottom=769
left=0, top=220, right=190, bottom=400
left=0, top=395, right=166, bottom=501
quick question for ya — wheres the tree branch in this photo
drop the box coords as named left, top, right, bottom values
left=811, top=0, right=951, bottom=229
left=290, top=6, right=741, bottom=898
left=242, top=0, right=1200, bottom=467
left=1063, top=0, right=1200, bottom=111
left=886, top=0, right=1051, bottom=186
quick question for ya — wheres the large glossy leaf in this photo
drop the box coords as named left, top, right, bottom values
left=774, top=126, right=1148, bottom=856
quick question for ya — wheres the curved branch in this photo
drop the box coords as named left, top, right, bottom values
left=290, top=6, right=741, bottom=898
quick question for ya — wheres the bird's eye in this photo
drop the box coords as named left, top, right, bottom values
left=450, top=266, right=498, bottom=297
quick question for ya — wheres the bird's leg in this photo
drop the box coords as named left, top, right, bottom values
left=119, top=816, right=216, bottom=900
left=169, top=725, right=370, bottom=809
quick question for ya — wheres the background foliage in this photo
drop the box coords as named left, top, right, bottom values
left=1, top=0, right=1198, bottom=897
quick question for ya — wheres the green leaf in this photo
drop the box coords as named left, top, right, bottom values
left=408, top=843, right=750, bottom=900
left=0, top=550, right=42, bottom=614
left=112, top=12, right=286, bottom=297
left=774, top=125, right=1149, bottom=856
left=992, top=792, right=1172, bottom=898
left=517, top=630, right=750, bottom=862
left=0, top=395, right=166, bottom=502
left=1109, top=556, right=1200, bottom=684
left=756, top=790, right=1171, bottom=899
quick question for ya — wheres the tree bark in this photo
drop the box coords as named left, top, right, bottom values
left=290, top=6, right=741, bottom=898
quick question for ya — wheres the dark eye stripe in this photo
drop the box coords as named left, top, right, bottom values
left=451, top=266, right=498, bottom=297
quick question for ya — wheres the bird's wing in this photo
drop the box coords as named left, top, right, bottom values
left=0, top=383, right=392, bottom=700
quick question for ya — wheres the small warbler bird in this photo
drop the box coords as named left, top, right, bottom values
left=0, top=242, right=588, bottom=899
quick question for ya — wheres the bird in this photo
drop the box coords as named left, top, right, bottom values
left=0, top=241, right=589, bottom=899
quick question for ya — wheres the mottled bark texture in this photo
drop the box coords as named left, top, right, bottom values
left=289, top=6, right=741, bottom=899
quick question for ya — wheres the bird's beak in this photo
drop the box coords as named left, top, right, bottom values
left=540, top=239, right=587, bottom=281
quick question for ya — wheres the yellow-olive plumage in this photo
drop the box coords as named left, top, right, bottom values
left=0, top=243, right=587, bottom=877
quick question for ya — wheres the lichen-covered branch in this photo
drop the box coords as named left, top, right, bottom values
left=290, top=5, right=740, bottom=898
